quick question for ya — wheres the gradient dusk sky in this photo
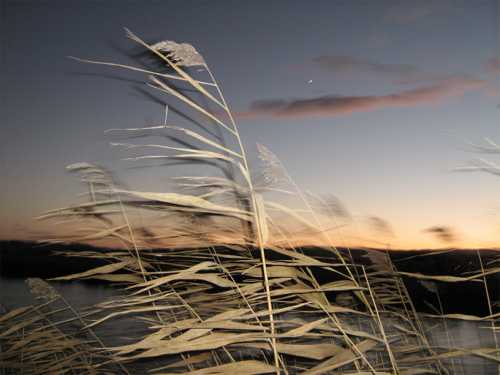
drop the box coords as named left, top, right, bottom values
left=2, top=0, right=500, bottom=249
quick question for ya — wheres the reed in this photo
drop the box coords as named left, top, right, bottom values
left=1, top=29, right=499, bottom=374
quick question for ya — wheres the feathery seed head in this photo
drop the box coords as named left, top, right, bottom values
left=256, top=143, right=288, bottom=186
left=151, top=40, right=206, bottom=67
left=26, top=278, right=59, bottom=301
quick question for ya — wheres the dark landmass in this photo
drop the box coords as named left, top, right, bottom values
left=1, top=240, right=498, bottom=316
left=297, top=246, right=499, bottom=316
left=389, top=248, right=499, bottom=317
left=0, top=240, right=108, bottom=279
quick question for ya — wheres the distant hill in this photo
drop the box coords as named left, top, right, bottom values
left=1, top=241, right=498, bottom=315
left=0, top=240, right=107, bottom=278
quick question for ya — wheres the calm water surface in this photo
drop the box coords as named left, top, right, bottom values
left=1, top=277, right=498, bottom=374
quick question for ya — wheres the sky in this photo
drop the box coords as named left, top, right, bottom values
left=2, top=0, right=500, bottom=249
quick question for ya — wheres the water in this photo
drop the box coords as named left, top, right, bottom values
left=1, top=277, right=498, bottom=374
left=1, top=277, right=116, bottom=311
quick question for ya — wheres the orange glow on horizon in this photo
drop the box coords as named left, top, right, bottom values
left=2, top=216, right=499, bottom=251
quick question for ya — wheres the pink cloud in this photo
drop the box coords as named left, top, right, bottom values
left=238, top=77, right=486, bottom=119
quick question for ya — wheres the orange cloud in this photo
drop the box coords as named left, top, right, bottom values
left=238, top=77, right=485, bottom=119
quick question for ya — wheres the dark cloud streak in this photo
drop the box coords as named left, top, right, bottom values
left=311, top=55, right=448, bottom=84
left=423, top=226, right=456, bottom=243
left=367, top=216, right=394, bottom=237
left=313, top=56, right=418, bottom=75
left=384, top=0, right=452, bottom=25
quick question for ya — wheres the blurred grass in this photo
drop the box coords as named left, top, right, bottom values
left=1, top=29, right=499, bottom=374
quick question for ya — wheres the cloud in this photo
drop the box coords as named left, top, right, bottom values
left=238, top=77, right=485, bottom=119
left=313, top=55, right=417, bottom=76
left=384, top=1, right=451, bottom=25
left=311, top=55, right=446, bottom=84
left=308, top=193, right=351, bottom=220
left=367, top=216, right=394, bottom=237
left=423, top=225, right=456, bottom=243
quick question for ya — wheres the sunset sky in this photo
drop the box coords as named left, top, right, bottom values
left=2, top=0, right=500, bottom=249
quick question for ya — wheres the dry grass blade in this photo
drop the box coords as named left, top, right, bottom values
left=124, top=28, right=226, bottom=110
left=117, top=190, right=251, bottom=219
left=11, top=27, right=498, bottom=375
left=49, top=258, right=136, bottom=281
left=302, top=339, right=379, bottom=375
left=165, top=126, right=243, bottom=158
left=69, top=56, right=217, bottom=86
left=398, top=271, right=485, bottom=283
left=148, top=76, right=237, bottom=136
left=155, top=360, right=276, bottom=375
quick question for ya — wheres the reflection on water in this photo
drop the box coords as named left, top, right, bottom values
left=0, top=277, right=150, bottom=349
left=424, top=318, right=498, bottom=374
left=1, top=277, right=116, bottom=311
left=1, top=277, right=498, bottom=374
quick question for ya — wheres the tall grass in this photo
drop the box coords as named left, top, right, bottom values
left=1, top=29, right=499, bottom=374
